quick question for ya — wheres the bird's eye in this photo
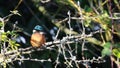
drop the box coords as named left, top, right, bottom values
left=33, top=30, right=36, bottom=33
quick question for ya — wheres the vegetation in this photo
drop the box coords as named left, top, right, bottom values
left=0, top=0, right=120, bottom=68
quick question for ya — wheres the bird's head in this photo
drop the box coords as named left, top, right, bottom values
left=32, top=25, right=45, bottom=34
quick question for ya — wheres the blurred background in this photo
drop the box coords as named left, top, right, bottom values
left=0, top=0, right=120, bottom=68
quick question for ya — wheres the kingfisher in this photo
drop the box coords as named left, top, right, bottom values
left=30, top=25, right=46, bottom=48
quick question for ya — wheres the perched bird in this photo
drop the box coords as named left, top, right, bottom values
left=30, top=25, right=46, bottom=48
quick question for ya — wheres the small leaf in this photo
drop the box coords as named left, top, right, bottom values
left=85, top=37, right=102, bottom=45
left=15, top=44, right=20, bottom=46
left=6, top=31, right=11, bottom=34
left=84, top=19, right=91, bottom=27
left=113, top=49, right=120, bottom=58
left=1, top=33, right=7, bottom=41
left=105, top=30, right=112, bottom=41
left=0, top=21, right=3, bottom=28
left=102, top=48, right=111, bottom=57
left=103, top=42, right=111, bottom=48
left=102, top=42, right=112, bottom=57
left=84, top=17, right=91, bottom=27
left=9, top=40, right=19, bottom=50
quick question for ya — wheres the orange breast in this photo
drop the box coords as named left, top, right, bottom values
left=30, top=32, right=46, bottom=48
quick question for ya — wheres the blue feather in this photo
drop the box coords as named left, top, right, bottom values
left=34, top=25, right=43, bottom=31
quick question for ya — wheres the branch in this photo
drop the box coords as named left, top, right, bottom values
left=0, top=30, right=103, bottom=64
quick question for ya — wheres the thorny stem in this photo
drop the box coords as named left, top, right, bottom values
left=108, top=0, right=114, bottom=68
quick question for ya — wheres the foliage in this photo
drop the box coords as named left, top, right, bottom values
left=0, top=11, right=21, bottom=68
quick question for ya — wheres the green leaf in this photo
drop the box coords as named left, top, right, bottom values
left=84, top=19, right=91, bottom=27
left=103, top=42, right=111, bottom=48
left=105, top=31, right=112, bottom=41
left=9, top=40, right=19, bottom=50
left=1, top=33, right=7, bottom=41
left=113, top=49, right=120, bottom=58
left=0, top=21, right=3, bottom=28
left=102, top=42, right=112, bottom=57
left=15, top=43, right=20, bottom=47
left=85, top=37, right=102, bottom=45
left=102, top=48, right=111, bottom=57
